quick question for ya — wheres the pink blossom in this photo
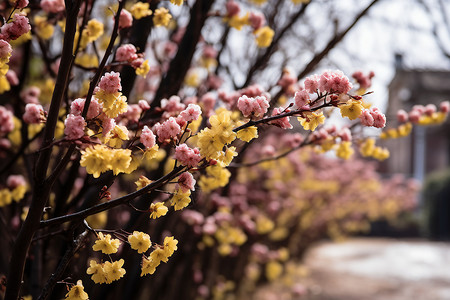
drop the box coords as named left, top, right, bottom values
left=0, top=14, right=31, bottom=41
left=424, top=104, right=436, bottom=116
left=0, top=39, right=12, bottom=59
left=64, top=114, right=86, bottom=140
left=294, top=89, right=310, bottom=108
left=175, top=115, right=187, bottom=128
left=70, top=98, right=102, bottom=119
left=180, top=104, right=202, bottom=122
left=121, top=104, right=142, bottom=123
left=20, top=86, right=40, bottom=104
left=174, top=144, right=202, bottom=168
left=261, top=145, right=275, bottom=156
left=278, top=70, right=297, bottom=89
left=161, top=95, right=186, bottom=113
left=177, top=172, right=196, bottom=192
left=200, top=93, right=216, bottom=115
left=440, top=101, right=450, bottom=113
left=98, top=71, right=122, bottom=94
left=181, top=210, right=204, bottom=225
left=6, top=70, right=19, bottom=86
left=409, top=110, right=421, bottom=123
left=7, top=174, right=26, bottom=189
left=206, top=74, right=223, bottom=90
left=154, top=117, right=181, bottom=142
left=0, top=106, right=14, bottom=137
left=15, top=0, right=29, bottom=9
left=412, top=105, right=425, bottom=114
left=370, top=108, right=386, bottom=128
left=352, top=70, right=374, bottom=90
left=239, top=84, right=265, bottom=98
left=0, top=138, right=11, bottom=150
left=359, top=109, right=374, bottom=126
left=396, top=109, right=409, bottom=123
left=281, top=133, right=304, bottom=148
left=140, top=125, right=156, bottom=149
left=101, top=117, right=115, bottom=136
left=115, top=44, right=138, bottom=62
left=249, top=11, right=266, bottom=30
left=339, top=127, right=352, bottom=142
left=237, top=95, right=269, bottom=118
left=163, top=41, right=178, bottom=58
left=304, top=74, right=319, bottom=94
left=119, top=9, right=133, bottom=29
left=203, top=45, right=217, bottom=59
left=40, top=0, right=65, bottom=13
left=268, top=107, right=292, bottom=129
left=318, top=70, right=353, bottom=94
left=226, top=0, right=240, bottom=16
left=23, top=103, right=45, bottom=124
left=134, top=100, right=148, bottom=112
left=131, top=57, right=144, bottom=69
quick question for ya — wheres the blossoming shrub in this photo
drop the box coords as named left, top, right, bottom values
left=0, top=0, right=448, bottom=300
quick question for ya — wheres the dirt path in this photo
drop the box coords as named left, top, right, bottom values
left=253, top=238, right=450, bottom=300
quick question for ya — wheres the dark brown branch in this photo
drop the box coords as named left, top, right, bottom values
left=241, top=1, right=310, bottom=88
left=39, top=165, right=185, bottom=229
left=297, top=0, right=380, bottom=80
left=4, top=2, right=82, bottom=299
left=36, top=230, right=89, bottom=300
left=150, top=0, right=215, bottom=109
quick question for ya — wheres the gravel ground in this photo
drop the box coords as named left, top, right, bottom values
left=253, top=238, right=450, bottom=300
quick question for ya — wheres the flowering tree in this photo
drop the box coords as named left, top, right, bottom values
left=0, top=0, right=448, bottom=299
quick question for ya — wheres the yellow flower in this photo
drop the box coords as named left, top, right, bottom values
left=0, top=189, right=12, bottom=207
left=237, top=125, right=258, bottom=142
left=170, top=0, right=184, bottom=5
left=184, top=69, right=200, bottom=87
left=34, top=15, right=54, bottom=40
left=150, top=248, right=169, bottom=263
left=372, top=147, right=390, bottom=161
left=227, top=14, right=249, bottom=30
left=87, top=260, right=107, bottom=284
left=265, top=261, right=283, bottom=281
left=75, top=53, right=99, bottom=68
left=109, top=148, right=132, bottom=175
left=162, top=236, right=178, bottom=258
left=141, top=256, right=159, bottom=276
left=80, top=145, right=113, bottom=178
left=65, top=280, right=88, bottom=300
left=291, top=0, right=310, bottom=4
left=209, top=110, right=236, bottom=144
left=153, top=7, right=172, bottom=27
left=359, top=138, right=375, bottom=157
left=339, top=100, right=364, bottom=120
left=216, top=146, right=238, bottom=167
left=103, top=259, right=126, bottom=283
left=250, top=0, right=267, bottom=4
left=11, top=185, right=27, bottom=202
left=130, top=2, right=152, bottom=19
left=397, top=122, right=412, bottom=137
left=198, top=165, right=231, bottom=192
left=254, top=26, right=274, bottom=48
left=92, top=232, right=121, bottom=254
left=171, top=188, right=191, bottom=211
left=105, top=95, right=128, bottom=118
left=149, top=202, right=168, bottom=219
left=0, top=75, right=11, bottom=94
left=135, top=60, right=150, bottom=78
left=135, top=176, right=152, bottom=190
left=336, top=141, right=354, bottom=160
left=256, top=215, right=275, bottom=234
left=128, top=231, right=152, bottom=253
left=197, top=128, right=223, bottom=160
left=105, top=125, right=129, bottom=148
left=298, top=111, right=325, bottom=131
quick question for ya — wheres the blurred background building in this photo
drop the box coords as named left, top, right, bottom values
left=381, top=54, right=450, bottom=240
